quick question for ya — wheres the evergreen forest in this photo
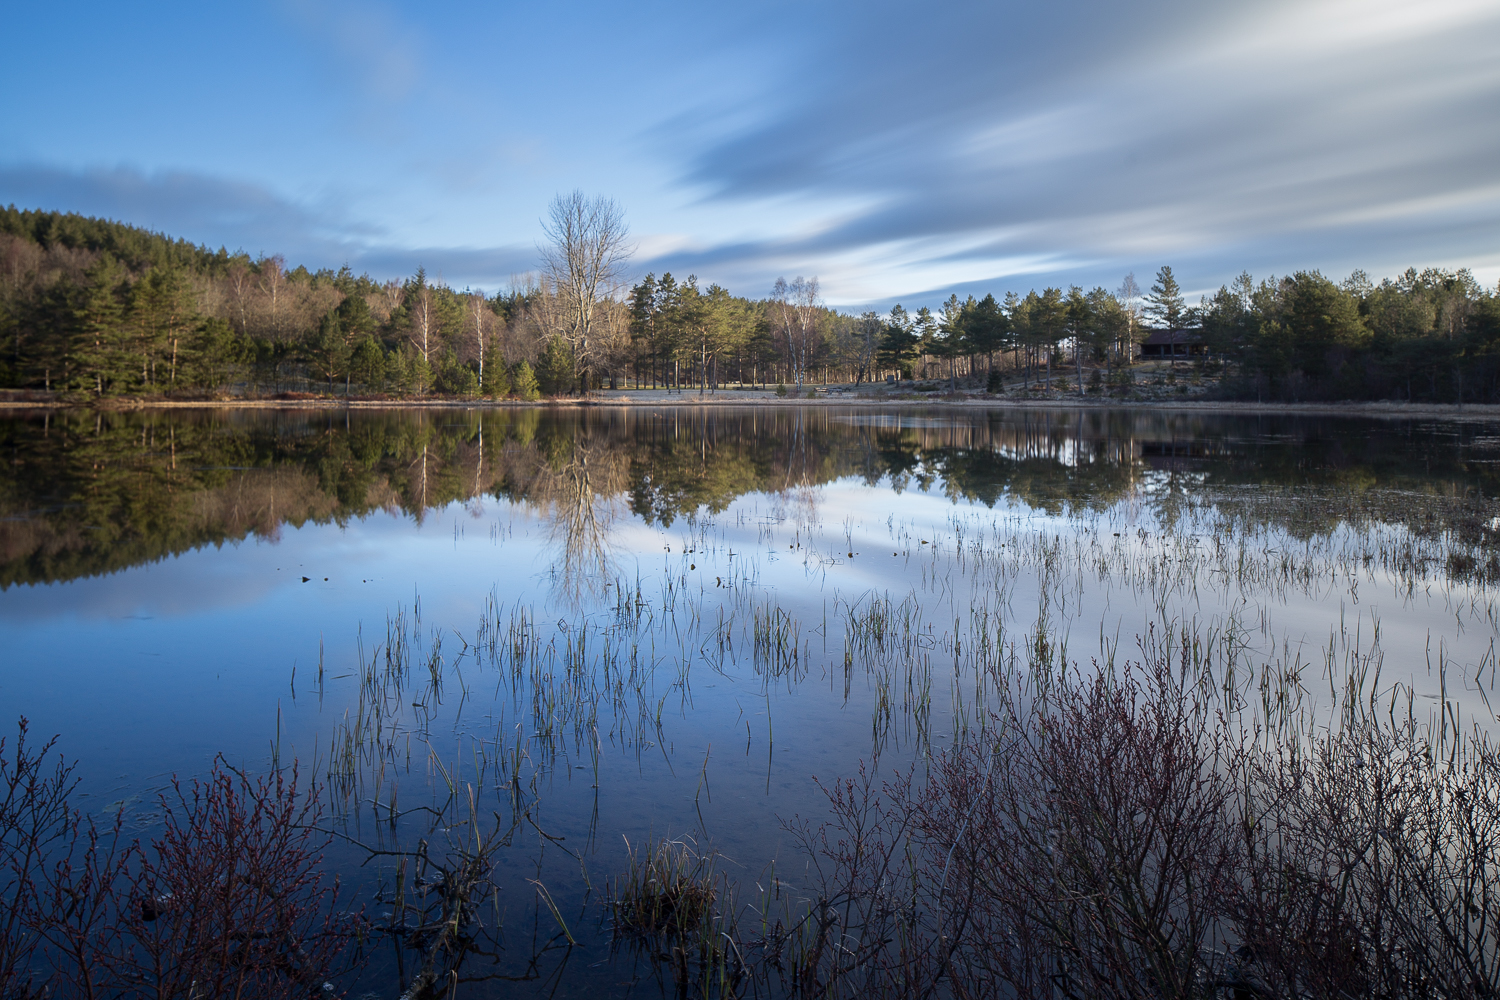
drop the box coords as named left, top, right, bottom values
left=3, top=206, right=1498, bottom=403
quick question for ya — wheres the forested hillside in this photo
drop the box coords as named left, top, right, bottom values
left=3, top=206, right=1498, bottom=402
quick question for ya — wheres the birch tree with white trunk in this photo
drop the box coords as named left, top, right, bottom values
left=771, top=275, right=821, bottom=388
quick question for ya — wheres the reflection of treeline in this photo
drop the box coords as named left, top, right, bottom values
left=3, top=408, right=1496, bottom=586
left=0, top=410, right=490, bottom=586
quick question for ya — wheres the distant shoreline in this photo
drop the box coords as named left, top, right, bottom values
left=5, top=391, right=1500, bottom=421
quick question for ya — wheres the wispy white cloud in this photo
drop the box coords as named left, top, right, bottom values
left=667, top=0, right=1500, bottom=300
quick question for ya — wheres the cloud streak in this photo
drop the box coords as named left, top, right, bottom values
left=668, top=0, right=1500, bottom=300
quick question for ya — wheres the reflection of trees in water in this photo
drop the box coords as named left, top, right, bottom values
left=4, top=406, right=1500, bottom=586
left=546, top=455, right=618, bottom=606
left=505, top=422, right=631, bottom=606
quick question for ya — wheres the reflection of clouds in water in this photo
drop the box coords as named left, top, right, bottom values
left=0, top=575, right=271, bottom=623
left=780, top=484, right=825, bottom=533
left=0, top=511, right=414, bottom=622
left=0, top=545, right=276, bottom=621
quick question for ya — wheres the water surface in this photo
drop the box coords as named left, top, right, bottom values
left=4, top=405, right=1499, bottom=994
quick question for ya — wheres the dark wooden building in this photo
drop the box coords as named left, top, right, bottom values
left=1139, top=329, right=1207, bottom=358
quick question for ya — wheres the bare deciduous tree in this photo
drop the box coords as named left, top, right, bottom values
left=592, top=283, right=633, bottom=389
left=771, top=276, right=821, bottom=389
left=380, top=278, right=405, bottom=324
left=256, top=255, right=287, bottom=342
left=539, top=191, right=632, bottom=390
left=1116, top=272, right=1142, bottom=361
left=227, top=259, right=252, bottom=336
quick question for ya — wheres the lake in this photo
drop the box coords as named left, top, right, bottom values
left=3, top=404, right=1499, bottom=996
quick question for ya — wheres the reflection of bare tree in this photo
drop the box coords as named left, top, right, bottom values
left=768, top=408, right=823, bottom=530
left=503, top=427, right=632, bottom=608
left=545, top=449, right=622, bottom=607
left=408, top=443, right=430, bottom=525
left=465, top=422, right=486, bottom=519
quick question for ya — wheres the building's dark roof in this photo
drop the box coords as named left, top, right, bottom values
left=1140, top=328, right=1203, bottom=346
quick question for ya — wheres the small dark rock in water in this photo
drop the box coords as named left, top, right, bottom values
left=140, top=892, right=173, bottom=921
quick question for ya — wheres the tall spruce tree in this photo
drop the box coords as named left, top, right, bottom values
left=481, top=351, right=510, bottom=398
left=536, top=335, right=576, bottom=395
left=349, top=337, right=386, bottom=391
left=511, top=359, right=540, bottom=401
left=309, top=312, right=350, bottom=391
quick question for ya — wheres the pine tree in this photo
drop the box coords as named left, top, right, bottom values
left=183, top=317, right=237, bottom=394
left=1146, top=265, right=1186, bottom=330
left=128, top=266, right=195, bottom=391
left=309, top=312, right=350, bottom=392
left=385, top=347, right=412, bottom=397
left=967, top=293, right=1008, bottom=374
left=68, top=257, right=128, bottom=394
left=877, top=305, right=919, bottom=378
left=349, top=337, right=385, bottom=391
left=335, top=292, right=376, bottom=338
left=408, top=349, right=433, bottom=396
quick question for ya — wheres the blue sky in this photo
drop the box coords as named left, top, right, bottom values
left=3, top=0, right=1498, bottom=307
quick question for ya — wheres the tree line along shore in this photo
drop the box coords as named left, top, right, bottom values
left=3, top=204, right=1498, bottom=405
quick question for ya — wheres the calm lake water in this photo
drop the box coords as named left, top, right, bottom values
left=4, top=404, right=1500, bottom=995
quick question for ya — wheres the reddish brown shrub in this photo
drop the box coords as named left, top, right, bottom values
left=100, top=762, right=348, bottom=999
left=1, top=719, right=77, bottom=999
left=1, top=720, right=352, bottom=1000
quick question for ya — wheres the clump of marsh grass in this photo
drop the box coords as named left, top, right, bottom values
left=609, top=837, right=719, bottom=936
left=606, top=836, right=744, bottom=995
